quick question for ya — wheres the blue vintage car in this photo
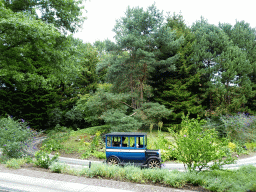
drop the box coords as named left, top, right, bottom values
left=105, top=132, right=161, bottom=168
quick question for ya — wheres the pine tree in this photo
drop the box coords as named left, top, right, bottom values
left=150, top=14, right=205, bottom=124
left=192, top=19, right=255, bottom=115
left=106, top=4, right=183, bottom=109
left=220, top=21, right=256, bottom=114
left=86, top=4, right=179, bottom=130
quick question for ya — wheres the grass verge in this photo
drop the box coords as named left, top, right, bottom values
left=64, top=164, right=256, bottom=192
left=1, top=155, right=256, bottom=192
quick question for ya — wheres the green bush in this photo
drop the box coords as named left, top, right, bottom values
left=5, top=158, right=27, bottom=169
left=49, top=162, right=66, bottom=173
left=201, top=165, right=256, bottom=192
left=204, top=113, right=256, bottom=143
left=81, top=131, right=105, bottom=159
left=220, top=113, right=256, bottom=143
left=163, top=170, right=186, bottom=188
left=34, top=150, right=59, bottom=169
left=142, top=168, right=169, bottom=183
left=92, top=151, right=106, bottom=159
left=172, top=113, right=236, bottom=171
left=245, top=142, right=256, bottom=151
left=147, top=131, right=177, bottom=161
left=41, top=140, right=63, bottom=153
left=0, top=154, right=10, bottom=164
left=75, top=125, right=110, bottom=135
left=0, top=116, right=35, bottom=158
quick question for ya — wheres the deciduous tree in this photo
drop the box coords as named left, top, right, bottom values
left=3, top=0, right=86, bottom=33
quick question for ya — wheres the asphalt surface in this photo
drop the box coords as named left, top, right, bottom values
left=0, top=172, right=135, bottom=192
left=50, top=154, right=256, bottom=172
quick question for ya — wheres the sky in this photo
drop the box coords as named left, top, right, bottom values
left=73, top=0, right=256, bottom=44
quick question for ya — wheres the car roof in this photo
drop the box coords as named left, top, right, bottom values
left=105, top=132, right=147, bottom=136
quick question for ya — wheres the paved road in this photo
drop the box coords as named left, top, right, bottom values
left=0, top=172, right=134, bottom=192
left=48, top=154, right=256, bottom=172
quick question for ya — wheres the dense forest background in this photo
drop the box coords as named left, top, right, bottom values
left=1, top=0, right=256, bottom=131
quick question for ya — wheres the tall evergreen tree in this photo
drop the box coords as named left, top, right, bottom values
left=192, top=19, right=255, bottom=115
left=84, top=4, right=178, bottom=130
left=150, top=14, right=205, bottom=124
left=105, top=4, right=183, bottom=109
left=213, top=45, right=253, bottom=113
left=220, top=21, right=256, bottom=113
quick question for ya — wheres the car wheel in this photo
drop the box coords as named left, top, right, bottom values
left=107, top=157, right=119, bottom=165
left=147, top=159, right=161, bottom=168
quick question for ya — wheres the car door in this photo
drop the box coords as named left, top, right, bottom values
left=122, top=136, right=146, bottom=163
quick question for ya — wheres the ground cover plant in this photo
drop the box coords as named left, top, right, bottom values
left=73, top=163, right=256, bottom=191
left=40, top=125, right=110, bottom=160
left=40, top=124, right=72, bottom=153
left=5, top=157, right=32, bottom=169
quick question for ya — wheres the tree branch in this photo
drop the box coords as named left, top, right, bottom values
left=120, top=101, right=135, bottom=109
left=129, top=111, right=137, bottom=117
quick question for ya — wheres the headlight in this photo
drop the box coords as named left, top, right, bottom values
left=158, top=149, right=161, bottom=158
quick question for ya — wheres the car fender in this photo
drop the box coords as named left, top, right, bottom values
left=146, top=156, right=161, bottom=164
left=107, top=155, right=121, bottom=163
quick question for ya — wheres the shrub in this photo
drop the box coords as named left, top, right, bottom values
left=0, top=154, right=10, bottom=164
left=142, top=168, right=169, bottom=183
left=0, top=116, right=35, bottom=158
left=5, top=158, right=27, bottom=169
left=162, top=170, right=186, bottom=188
left=228, top=142, right=236, bottom=152
left=76, top=125, right=110, bottom=135
left=49, top=162, right=66, bottom=173
left=172, top=113, right=236, bottom=171
left=204, top=113, right=256, bottom=144
left=200, top=165, right=256, bottom=192
left=34, top=150, right=59, bottom=169
left=90, top=131, right=102, bottom=151
left=80, top=131, right=105, bottom=159
left=147, top=131, right=177, bottom=161
left=92, top=151, right=106, bottom=159
left=245, top=142, right=256, bottom=151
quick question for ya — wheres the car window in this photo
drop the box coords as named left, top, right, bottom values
left=136, top=137, right=144, bottom=148
left=121, top=137, right=128, bottom=147
left=112, top=136, right=121, bottom=147
left=107, top=136, right=111, bottom=147
left=128, top=137, right=135, bottom=147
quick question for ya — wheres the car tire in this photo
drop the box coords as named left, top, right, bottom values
left=107, top=156, right=119, bottom=165
left=147, top=159, right=161, bottom=169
